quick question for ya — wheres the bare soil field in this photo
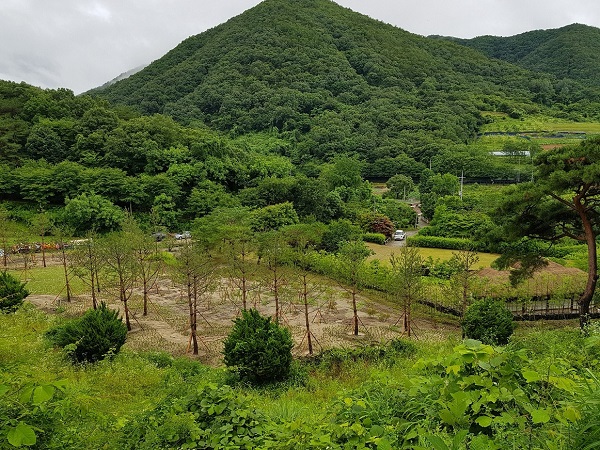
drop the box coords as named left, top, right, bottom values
left=26, top=271, right=458, bottom=365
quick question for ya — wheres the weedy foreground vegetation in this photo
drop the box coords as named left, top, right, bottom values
left=3, top=303, right=600, bottom=449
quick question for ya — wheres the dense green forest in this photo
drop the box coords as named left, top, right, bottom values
left=3, top=1, right=600, bottom=449
left=90, top=0, right=600, bottom=178
left=440, top=24, right=600, bottom=90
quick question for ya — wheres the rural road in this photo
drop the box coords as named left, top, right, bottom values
left=387, top=229, right=419, bottom=248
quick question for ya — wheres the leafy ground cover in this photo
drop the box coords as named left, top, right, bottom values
left=1, top=305, right=599, bottom=449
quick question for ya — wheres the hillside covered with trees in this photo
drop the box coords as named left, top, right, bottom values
left=4, top=1, right=600, bottom=449
left=441, top=23, right=600, bottom=90
left=90, top=0, right=600, bottom=178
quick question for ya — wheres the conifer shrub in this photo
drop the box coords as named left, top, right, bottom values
left=462, top=298, right=515, bottom=345
left=223, top=308, right=293, bottom=385
left=45, top=302, right=127, bottom=363
left=0, top=271, right=29, bottom=312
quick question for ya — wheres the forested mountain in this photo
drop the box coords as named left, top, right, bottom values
left=3, top=0, right=600, bottom=235
left=91, top=0, right=599, bottom=176
left=439, top=24, right=600, bottom=89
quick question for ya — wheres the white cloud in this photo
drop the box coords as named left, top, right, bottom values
left=0, top=0, right=599, bottom=93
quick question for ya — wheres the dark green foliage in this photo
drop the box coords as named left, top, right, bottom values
left=362, top=232, right=386, bottom=245
left=462, top=298, right=515, bottom=345
left=92, top=0, right=574, bottom=170
left=320, top=219, right=362, bottom=253
left=445, top=23, right=600, bottom=90
left=63, top=192, right=125, bottom=234
left=45, top=303, right=127, bottom=363
left=0, top=271, right=29, bottom=312
left=222, top=308, right=293, bottom=385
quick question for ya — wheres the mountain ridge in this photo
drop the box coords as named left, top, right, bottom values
left=90, top=0, right=600, bottom=173
left=435, top=23, right=600, bottom=88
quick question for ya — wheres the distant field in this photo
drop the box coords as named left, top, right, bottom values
left=480, top=113, right=600, bottom=134
left=366, top=242, right=499, bottom=269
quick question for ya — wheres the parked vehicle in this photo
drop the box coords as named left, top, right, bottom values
left=175, top=231, right=191, bottom=240
left=393, top=230, right=406, bottom=241
left=152, top=232, right=167, bottom=242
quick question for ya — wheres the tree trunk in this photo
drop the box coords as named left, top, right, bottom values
left=41, top=235, right=46, bottom=268
left=187, top=273, right=198, bottom=355
left=576, top=195, right=598, bottom=329
left=61, top=246, right=71, bottom=302
left=303, top=274, right=313, bottom=354
left=119, top=270, right=131, bottom=331
left=90, top=270, right=97, bottom=309
left=143, top=277, right=148, bottom=316
left=273, top=266, right=280, bottom=324
left=352, top=286, right=359, bottom=336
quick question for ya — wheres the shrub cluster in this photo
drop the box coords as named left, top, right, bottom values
left=362, top=232, right=387, bottom=245
left=462, top=298, right=515, bottom=345
left=222, top=308, right=293, bottom=385
left=0, top=271, right=29, bottom=312
left=408, top=235, right=485, bottom=251
left=45, top=303, right=127, bottom=363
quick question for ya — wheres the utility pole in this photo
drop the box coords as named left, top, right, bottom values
left=459, top=170, right=464, bottom=200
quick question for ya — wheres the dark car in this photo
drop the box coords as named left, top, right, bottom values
left=152, top=232, right=167, bottom=242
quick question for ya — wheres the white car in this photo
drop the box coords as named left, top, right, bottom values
left=175, top=231, right=191, bottom=240
left=393, top=230, right=406, bottom=241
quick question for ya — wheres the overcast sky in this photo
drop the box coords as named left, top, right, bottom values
left=1, top=0, right=599, bottom=94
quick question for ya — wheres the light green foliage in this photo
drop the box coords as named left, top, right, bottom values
left=250, top=201, right=299, bottom=232
left=119, top=383, right=267, bottom=449
left=0, top=380, right=67, bottom=448
left=385, top=174, right=415, bottom=200
left=63, top=192, right=124, bottom=234
left=378, top=198, right=417, bottom=229
left=150, top=193, right=178, bottom=231
left=411, top=339, right=580, bottom=448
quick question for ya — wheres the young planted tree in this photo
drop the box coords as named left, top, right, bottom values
left=450, top=248, right=481, bottom=317
left=285, top=222, right=326, bottom=354
left=125, top=218, right=162, bottom=316
left=388, top=246, right=424, bottom=337
left=258, top=231, right=290, bottom=324
left=225, top=226, right=257, bottom=311
left=174, top=240, right=214, bottom=355
left=496, top=137, right=600, bottom=328
left=52, top=224, right=74, bottom=303
left=336, top=240, right=373, bottom=336
left=70, top=232, right=103, bottom=309
left=30, top=211, right=53, bottom=268
left=101, top=231, right=137, bottom=331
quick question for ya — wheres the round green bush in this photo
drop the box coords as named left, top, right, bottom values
left=0, top=271, right=29, bottom=312
left=223, top=308, right=293, bottom=385
left=462, top=298, right=515, bottom=345
left=45, top=302, right=127, bottom=363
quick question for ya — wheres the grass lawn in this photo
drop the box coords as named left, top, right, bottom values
left=11, top=264, right=86, bottom=296
left=366, top=242, right=499, bottom=269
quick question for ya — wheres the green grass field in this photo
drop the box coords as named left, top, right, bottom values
left=480, top=112, right=600, bottom=134
left=366, top=242, right=498, bottom=269
left=11, top=264, right=86, bottom=296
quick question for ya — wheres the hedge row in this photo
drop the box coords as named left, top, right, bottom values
left=407, top=235, right=485, bottom=251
